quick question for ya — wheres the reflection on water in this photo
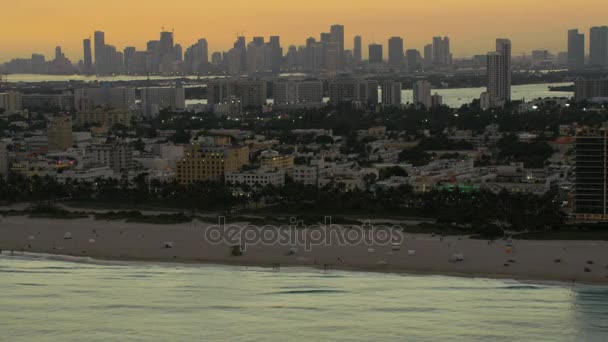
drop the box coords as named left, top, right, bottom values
left=1, top=254, right=606, bottom=341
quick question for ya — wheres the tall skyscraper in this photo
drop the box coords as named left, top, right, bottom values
left=83, top=39, right=92, bottom=75
left=381, top=81, right=402, bottom=107
left=369, top=44, right=383, bottom=64
left=0, top=142, right=8, bottom=178
left=432, top=37, right=451, bottom=65
left=405, top=49, right=421, bottom=73
left=184, top=39, right=209, bottom=74
left=353, top=36, right=362, bottom=63
left=94, top=31, right=105, bottom=72
left=568, top=29, right=585, bottom=70
left=269, top=36, right=282, bottom=73
left=423, top=44, right=433, bottom=68
left=330, top=25, right=345, bottom=69
left=589, top=26, right=608, bottom=67
left=413, top=80, right=432, bottom=109
left=483, top=38, right=512, bottom=108
left=575, top=124, right=608, bottom=219
left=388, top=37, right=404, bottom=67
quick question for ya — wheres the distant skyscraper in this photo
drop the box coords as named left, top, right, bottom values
left=405, top=49, right=421, bottom=73
left=381, top=81, right=402, bottom=107
left=94, top=31, right=105, bottom=66
left=388, top=37, right=404, bottom=67
left=269, top=36, right=282, bottom=73
left=483, top=38, right=512, bottom=108
left=568, top=29, right=585, bottom=70
left=330, top=25, right=345, bottom=69
left=83, top=39, right=92, bottom=75
left=123, top=47, right=136, bottom=73
left=354, top=36, right=362, bottom=63
left=432, top=37, right=451, bottom=66
left=54, top=46, right=63, bottom=61
left=0, top=142, right=8, bottom=178
left=589, top=26, right=608, bottom=67
left=423, top=44, right=433, bottom=68
left=413, top=80, right=432, bottom=109
left=369, top=44, right=383, bottom=64
left=184, top=39, right=209, bottom=74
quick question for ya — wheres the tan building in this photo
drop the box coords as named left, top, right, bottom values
left=260, top=150, right=294, bottom=171
left=176, top=144, right=249, bottom=183
left=0, top=91, right=23, bottom=113
left=47, top=115, right=73, bottom=152
left=0, top=142, right=8, bottom=177
left=76, top=108, right=131, bottom=128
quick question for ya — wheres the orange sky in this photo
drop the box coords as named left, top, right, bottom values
left=1, top=0, right=607, bottom=62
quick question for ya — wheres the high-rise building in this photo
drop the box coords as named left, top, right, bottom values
left=94, top=31, right=105, bottom=70
left=432, top=37, right=451, bottom=65
left=388, top=37, right=404, bottom=67
left=575, top=124, right=608, bottom=220
left=589, top=26, right=608, bottom=67
left=273, top=79, right=323, bottom=107
left=406, top=49, right=421, bottom=73
left=207, top=79, right=267, bottom=108
left=47, top=115, right=73, bottom=152
left=141, top=81, right=185, bottom=117
left=353, top=36, right=362, bottom=63
left=369, top=44, right=383, bottom=64
left=330, top=25, right=345, bottom=69
left=381, top=81, right=402, bottom=107
left=568, top=29, right=585, bottom=70
left=0, top=142, right=8, bottom=178
left=413, top=80, right=432, bottom=109
left=574, top=79, right=608, bottom=102
left=328, top=79, right=378, bottom=107
left=184, top=39, right=209, bottom=74
left=86, top=142, right=133, bottom=174
left=83, top=39, right=93, bottom=75
left=74, top=86, right=136, bottom=112
left=269, top=36, right=282, bottom=73
left=423, top=44, right=433, bottom=68
left=483, top=38, right=512, bottom=108
left=0, top=91, right=23, bottom=113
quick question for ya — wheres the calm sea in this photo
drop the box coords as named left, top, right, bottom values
left=1, top=253, right=607, bottom=341
left=6, top=74, right=572, bottom=108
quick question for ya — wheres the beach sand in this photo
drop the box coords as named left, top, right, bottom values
left=1, top=216, right=608, bottom=284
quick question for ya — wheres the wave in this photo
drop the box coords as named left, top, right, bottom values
left=265, top=289, right=348, bottom=295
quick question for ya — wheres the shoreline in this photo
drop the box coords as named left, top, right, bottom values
left=1, top=250, right=601, bottom=287
left=1, top=216, right=608, bottom=285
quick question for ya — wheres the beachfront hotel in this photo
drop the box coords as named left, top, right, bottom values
left=575, top=124, right=608, bottom=220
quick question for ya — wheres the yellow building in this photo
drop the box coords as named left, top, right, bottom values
left=76, top=108, right=131, bottom=128
left=47, top=115, right=73, bottom=152
left=261, top=155, right=294, bottom=171
left=176, top=144, right=249, bottom=183
left=212, top=135, right=232, bottom=147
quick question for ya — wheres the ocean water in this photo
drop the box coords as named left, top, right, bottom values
left=1, top=253, right=607, bottom=341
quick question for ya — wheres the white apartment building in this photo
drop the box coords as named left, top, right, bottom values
left=225, top=169, right=285, bottom=187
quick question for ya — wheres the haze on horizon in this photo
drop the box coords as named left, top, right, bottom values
left=1, top=0, right=606, bottom=62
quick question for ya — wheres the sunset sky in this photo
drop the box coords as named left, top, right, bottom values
left=2, top=0, right=606, bottom=62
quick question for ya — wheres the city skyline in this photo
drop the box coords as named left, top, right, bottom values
left=2, top=0, right=607, bottom=62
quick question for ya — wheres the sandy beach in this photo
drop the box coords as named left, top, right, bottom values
left=1, top=216, right=608, bottom=284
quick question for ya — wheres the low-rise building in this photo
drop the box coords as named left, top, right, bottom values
left=225, top=169, right=286, bottom=187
